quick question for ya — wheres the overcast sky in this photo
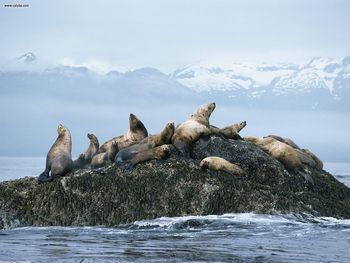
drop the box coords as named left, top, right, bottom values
left=1, top=0, right=350, bottom=72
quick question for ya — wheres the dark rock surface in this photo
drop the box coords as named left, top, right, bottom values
left=1, top=136, right=350, bottom=229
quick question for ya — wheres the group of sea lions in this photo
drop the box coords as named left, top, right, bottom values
left=37, top=103, right=323, bottom=183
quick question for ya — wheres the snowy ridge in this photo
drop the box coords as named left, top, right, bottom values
left=2, top=53, right=350, bottom=105
left=273, top=57, right=343, bottom=95
left=17, top=52, right=37, bottom=63
left=171, top=61, right=297, bottom=92
left=171, top=57, right=350, bottom=97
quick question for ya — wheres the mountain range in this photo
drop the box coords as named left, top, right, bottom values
left=1, top=52, right=350, bottom=111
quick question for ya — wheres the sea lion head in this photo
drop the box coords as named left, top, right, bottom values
left=199, top=158, right=210, bottom=169
left=237, top=121, right=247, bottom=131
left=193, top=102, right=216, bottom=120
left=158, top=144, right=173, bottom=158
left=198, top=102, right=216, bottom=116
left=87, top=133, right=99, bottom=144
left=129, top=113, right=139, bottom=127
left=57, top=124, right=70, bottom=136
left=129, top=113, right=148, bottom=136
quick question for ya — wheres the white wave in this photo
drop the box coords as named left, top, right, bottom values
left=4, top=213, right=350, bottom=233
left=130, top=213, right=333, bottom=230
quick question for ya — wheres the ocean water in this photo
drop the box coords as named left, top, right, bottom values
left=0, top=157, right=350, bottom=263
left=0, top=156, right=45, bottom=182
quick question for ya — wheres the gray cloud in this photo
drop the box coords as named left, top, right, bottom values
left=1, top=0, right=350, bottom=71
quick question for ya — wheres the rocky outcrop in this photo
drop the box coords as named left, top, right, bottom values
left=1, top=137, right=350, bottom=229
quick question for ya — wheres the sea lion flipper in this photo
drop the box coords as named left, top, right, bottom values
left=37, top=170, right=52, bottom=183
left=232, top=134, right=243, bottom=140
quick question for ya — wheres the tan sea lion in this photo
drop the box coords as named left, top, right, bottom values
left=264, top=135, right=323, bottom=169
left=219, top=121, right=246, bottom=139
left=264, top=135, right=300, bottom=150
left=115, top=122, right=175, bottom=163
left=172, top=102, right=216, bottom=157
left=128, top=144, right=174, bottom=166
left=38, top=124, right=73, bottom=183
left=73, top=133, right=99, bottom=169
left=91, top=141, right=119, bottom=168
left=200, top=156, right=245, bottom=176
left=244, top=136, right=302, bottom=169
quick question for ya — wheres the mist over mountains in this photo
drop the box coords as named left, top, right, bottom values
left=2, top=52, right=349, bottom=111
left=0, top=53, right=349, bottom=161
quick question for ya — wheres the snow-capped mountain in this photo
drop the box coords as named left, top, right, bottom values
left=1, top=53, right=350, bottom=111
left=171, top=57, right=350, bottom=98
left=171, top=61, right=298, bottom=92
left=17, top=52, right=37, bottom=63
left=272, top=57, right=350, bottom=96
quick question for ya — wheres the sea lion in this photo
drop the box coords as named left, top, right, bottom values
left=91, top=141, right=119, bottom=168
left=115, top=122, right=175, bottom=163
left=244, top=136, right=302, bottom=169
left=200, top=156, right=245, bottom=176
left=219, top=121, right=247, bottom=139
left=37, top=124, right=73, bottom=183
left=128, top=144, right=174, bottom=166
left=264, top=135, right=300, bottom=150
left=73, top=133, right=99, bottom=169
left=263, top=135, right=322, bottom=169
left=91, top=113, right=148, bottom=167
left=96, top=113, right=148, bottom=154
left=172, top=102, right=216, bottom=157
left=302, top=148, right=323, bottom=169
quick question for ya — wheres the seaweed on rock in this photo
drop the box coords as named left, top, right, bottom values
left=1, top=136, right=349, bottom=229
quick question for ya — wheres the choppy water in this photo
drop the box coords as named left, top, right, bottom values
left=0, top=157, right=350, bottom=262
left=1, top=214, right=350, bottom=262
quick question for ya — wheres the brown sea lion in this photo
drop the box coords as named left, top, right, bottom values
left=245, top=136, right=302, bottom=169
left=38, top=124, right=73, bottom=183
left=302, top=148, right=323, bottom=169
left=200, top=156, right=245, bottom=176
left=91, top=113, right=148, bottom=167
left=115, top=122, right=175, bottom=163
left=91, top=141, right=119, bottom=168
left=73, top=133, right=99, bottom=169
left=96, top=113, right=148, bottom=154
left=172, top=102, right=216, bottom=157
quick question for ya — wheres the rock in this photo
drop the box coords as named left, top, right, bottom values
left=1, top=136, right=349, bottom=229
